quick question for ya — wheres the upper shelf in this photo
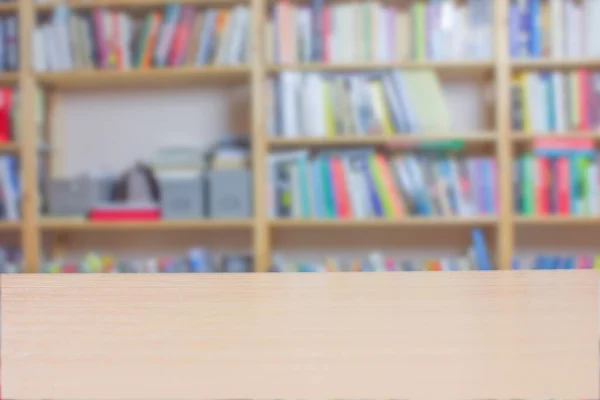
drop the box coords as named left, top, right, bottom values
left=511, top=58, right=600, bottom=70
left=34, top=0, right=245, bottom=12
left=35, top=67, right=250, bottom=89
left=269, top=61, right=494, bottom=79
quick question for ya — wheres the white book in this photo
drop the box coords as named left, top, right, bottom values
left=32, top=27, right=47, bottom=72
left=216, top=7, right=240, bottom=65
left=552, top=72, right=567, bottom=133
left=53, top=7, right=73, bottom=70
left=565, top=0, right=584, bottom=58
left=281, top=72, right=301, bottom=137
left=301, top=74, right=317, bottom=136
left=43, top=24, right=59, bottom=71
left=376, top=3, right=386, bottom=62
left=228, top=7, right=249, bottom=64
left=342, top=157, right=365, bottom=218
left=297, top=8, right=310, bottom=63
left=119, top=13, right=131, bottom=69
left=550, top=0, right=564, bottom=57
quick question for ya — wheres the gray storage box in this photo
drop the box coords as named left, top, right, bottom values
left=207, top=169, right=252, bottom=218
left=46, top=176, right=110, bottom=216
left=159, top=176, right=205, bottom=219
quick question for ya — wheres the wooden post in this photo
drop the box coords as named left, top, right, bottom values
left=18, top=0, right=41, bottom=272
left=250, top=0, right=270, bottom=272
left=494, top=0, right=513, bottom=269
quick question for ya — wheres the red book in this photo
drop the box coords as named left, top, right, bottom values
left=89, top=206, right=161, bottom=221
left=556, top=156, right=571, bottom=215
left=322, top=5, right=331, bottom=62
left=169, top=6, right=195, bottom=66
left=536, top=157, right=550, bottom=215
left=578, top=70, right=590, bottom=131
left=329, top=156, right=351, bottom=218
left=533, top=137, right=594, bottom=151
left=0, top=88, right=12, bottom=143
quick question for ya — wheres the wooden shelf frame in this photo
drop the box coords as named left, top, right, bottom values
left=11, top=0, right=600, bottom=272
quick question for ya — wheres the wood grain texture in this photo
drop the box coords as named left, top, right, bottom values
left=2, top=271, right=598, bottom=400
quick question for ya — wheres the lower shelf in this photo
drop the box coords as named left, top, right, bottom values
left=39, top=218, right=254, bottom=231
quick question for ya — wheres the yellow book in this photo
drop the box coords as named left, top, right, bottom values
left=369, top=81, right=394, bottom=135
left=323, top=80, right=336, bottom=137
left=569, top=71, right=580, bottom=129
left=516, top=73, right=530, bottom=132
left=593, top=256, right=600, bottom=270
left=368, top=154, right=394, bottom=217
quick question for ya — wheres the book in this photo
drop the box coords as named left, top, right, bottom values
left=269, top=69, right=453, bottom=138
left=268, top=0, right=492, bottom=63
left=270, top=228, right=493, bottom=271
left=33, top=5, right=250, bottom=71
left=268, top=150, right=498, bottom=219
left=511, top=70, right=600, bottom=134
left=39, top=250, right=253, bottom=273
left=510, top=0, right=600, bottom=59
left=514, top=151, right=600, bottom=216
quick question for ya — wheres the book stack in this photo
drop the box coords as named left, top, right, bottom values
left=514, top=138, right=599, bottom=216
left=271, top=229, right=492, bottom=271
left=42, top=250, right=253, bottom=273
left=33, top=4, right=250, bottom=72
left=510, top=0, right=600, bottom=59
left=268, top=0, right=492, bottom=64
left=269, top=70, right=451, bottom=138
left=268, top=151, right=497, bottom=219
left=511, top=70, right=600, bottom=133
left=0, top=16, right=18, bottom=72
left=513, top=254, right=600, bottom=269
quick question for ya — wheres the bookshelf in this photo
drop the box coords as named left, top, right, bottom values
left=8, top=0, right=600, bottom=272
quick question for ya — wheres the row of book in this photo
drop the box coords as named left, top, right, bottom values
left=271, top=229, right=492, bottom=271
left=512, top=254, right=600, bottom=270
left=510, top=0, right=600, bottom=59
left=514, top=138, right=600, bottom=216
left=268, top=0, right=492, bottom=64
left=40, top=250, right=253, bottom=273
left=33, top=5, right=250, bottom=72
left=268, top=70, right=450, bottom=138
left=511, top=70, right=600, bottom=134
left=268, top=151, right=497, bottom=219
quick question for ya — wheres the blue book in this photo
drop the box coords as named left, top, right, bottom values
left=357, top=154, right=383, bottom=217
left=311, top=159, right=324, bottom=218
left=155, top=4, right=181, bottom=66
left=471, top=229, right=491, bottom=270
left=512, top=257, right=520, bottom=270
left=570, top=156, right=579, bottom=215
left=565, top=257, right=576, bottom=270
left=196, top=9, right=218, bottom=64
left=310, top=0, right=323, bottom=60
left=529, top=0, right=541, bottom=57
left=509, top=3, right=521, bottom=57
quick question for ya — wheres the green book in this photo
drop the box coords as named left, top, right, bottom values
left=320, top=156, right=335, bottom=218
left=522, top=154, right=535, bottom=215
left=577, top=156, right=589, bottom=215
left=135, top=14, right=153, bottom=67
left=412, top=0, right=426, bottom=61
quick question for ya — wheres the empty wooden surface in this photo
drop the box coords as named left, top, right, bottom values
left=1, top=271, right=598, bottom=400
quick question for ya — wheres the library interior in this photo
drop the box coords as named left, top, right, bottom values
left=0, top=0, right=596, bottom=273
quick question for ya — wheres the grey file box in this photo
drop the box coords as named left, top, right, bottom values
left=159, top=176, right=205, bottom=219
left=207, top=169, right=252, bottom=218
left=46, top=176, right=109, bottom=216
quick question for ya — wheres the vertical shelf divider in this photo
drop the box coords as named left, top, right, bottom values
left=251, top=0, right=270, bottom=271
left=494, top=0, right=513, bottom=269
left=19, top=0, right=41, bottom=272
